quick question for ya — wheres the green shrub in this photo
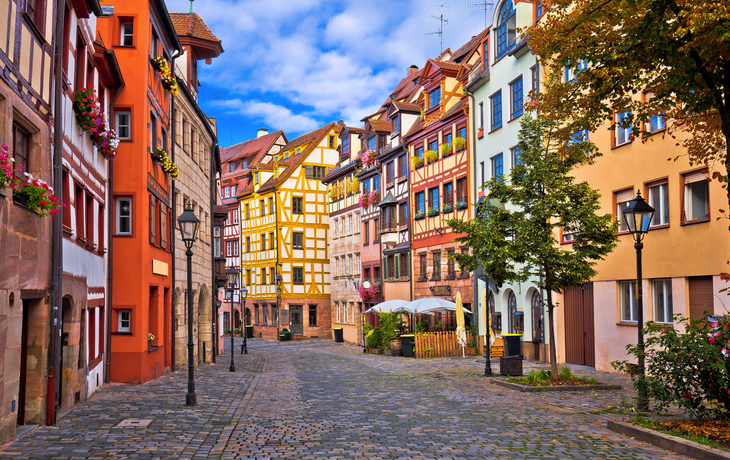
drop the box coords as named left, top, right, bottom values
left=367, top=327, right=383, bottom=349
left=416, top=322, right=427, bottom=333
left=223, top=329, right=231, bottom=335
left=613, top=314, right=730, bottom=421
left=233, top=328, right=241, bottom=335
left=279, top=328, right=292, bottom=341
left=523, top=370, right=548, bottom=386
left=558, top=366, right=575, bottom=380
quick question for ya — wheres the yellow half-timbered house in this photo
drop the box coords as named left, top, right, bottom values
left=238, top=123, right=340, bottom=339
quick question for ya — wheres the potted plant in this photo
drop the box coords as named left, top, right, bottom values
left=414, top=210, right=426, bottom=220
left=279, top=328, right=292, bottom=341
left=359, top=194, right=370, bottom=208
left=368, top=190, right=380, bottom=206
left=442, top=203, right=453, bottom=213
left=411, top=156, right=423, bottom=169
left=440, top=143, right=452, bottom=156
left=223, top=328, right=231, bottom=336
left=454, top=136, right=467, bottom=151
left=233, top=328, right=242, bottom=337
left=151, top=147, right=179, bottom=180
left=12, top=172, right=63, bottom=217
left=428, top=207, right=440, bottom=217
left=147, top=332, right=155, bottom=344
left=455, top=200, right=468, bottom=210
left=424, top=149, right=438, bottom=163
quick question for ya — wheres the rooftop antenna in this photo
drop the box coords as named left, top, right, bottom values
left=426, top=4, right=450, bottom=55
left=468, top=0, right=493, bottom=29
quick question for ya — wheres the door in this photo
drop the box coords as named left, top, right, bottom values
left=564, top=283, right=595, bottom=367
left=290, top=305, right=303, bottom=336
left=689, top=276, right=714, bottom=321
left=531, top=290, right=544, bottom=343
left=17, top=300, right=29, bottom=426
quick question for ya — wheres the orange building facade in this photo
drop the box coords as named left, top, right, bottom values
left=98, top=0, right=181, bottom=383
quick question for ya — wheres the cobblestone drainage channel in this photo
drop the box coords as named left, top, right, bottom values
left=114, top=418, right=155, bottom=428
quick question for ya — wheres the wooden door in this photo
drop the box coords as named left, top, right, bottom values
left=689, top=276, right=714, bottom=321
left=290, top=305, right=303, bottom=335
left=564, top=283, right=595, bottom=367
left=17, top=301, right=29, bottom=425
left=531, top=291, right=544, bottom=343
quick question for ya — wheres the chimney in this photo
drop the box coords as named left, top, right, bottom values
left=257, top=128, right=269, bottom=138
left=408, top=65, right=419, bottom=76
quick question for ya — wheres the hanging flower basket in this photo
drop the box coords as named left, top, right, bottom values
left=350, top=177, right=360, bottom=194
left=0, top=144, right=15, bottom=190
left=12, top=173, right=63, bottom=217
left=369, top=190, right=380, bottom=206
left=152, top=148, right=179, bottom=181
left=359, top=280, right=380, bottom=302
left=442, top=203, right=453, bottom=213
left=73, top=88, right=119, bottom=159
left=440, top=143, right=452, bottom=155
left=360, top=150, right=377, bottom=169
left=359, top=194, right=370, bottom=208
left=151, top=57, right=178, bottom=96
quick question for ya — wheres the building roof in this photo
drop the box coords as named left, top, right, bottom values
left=169, top=12, right=222, bottom=46
left=369, top=119, right=392, bottom=132
left=450, top=29, right=488, bottom=63
left=220, top=130, right=286, bottom=164
left=391, top=101, right=422, bottom=113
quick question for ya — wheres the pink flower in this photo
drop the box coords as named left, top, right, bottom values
left=681, top=392, right=692, bottom=399
left=663, top=328, right=667, bottom=332
left=711, top=336, right=715, bottom=345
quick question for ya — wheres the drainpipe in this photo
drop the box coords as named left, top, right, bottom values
left=47, top=0, right=66, bottom=426
left=169, top=49, right=183, bottom=371
left=465, top=86, right=481, bottom=341
left=275, top=187, right=281, bottom=338
left=105, top=72, right=125, bottom=385
left=209, top=142, right=218, bottom=363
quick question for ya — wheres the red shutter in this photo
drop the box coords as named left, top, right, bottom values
left=160, top=205, right=167, bottom=250
left=149, top=195, right=156, bottom=245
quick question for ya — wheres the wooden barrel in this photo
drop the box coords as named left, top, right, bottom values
left=390, top=337, right=403, bottom=356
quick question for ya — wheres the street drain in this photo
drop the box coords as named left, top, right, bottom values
left=114, top=418, right=154, bottom=428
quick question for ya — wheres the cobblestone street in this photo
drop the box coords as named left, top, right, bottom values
left=1, top=339, right=689, bottom=459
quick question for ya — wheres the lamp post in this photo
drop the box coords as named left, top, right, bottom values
left=622, top=191, right=655, bottom=411
left=177, top=203, right=201, bottom=406
left=240, top=284, right=248, bottom=354
left=276, top=274, right=283, bottom=337
left=226, top=266, right=239, bottom=372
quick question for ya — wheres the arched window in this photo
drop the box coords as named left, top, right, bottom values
left=507, top=290, right=517, bottom=333
left=496, top=1, right=516, bottom=58
left=531, top=290, right=543, bottom=342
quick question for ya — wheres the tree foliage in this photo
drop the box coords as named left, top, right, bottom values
left=529, top=0, right=730, bottom=208
left=447, top=115, right=618, bottom=378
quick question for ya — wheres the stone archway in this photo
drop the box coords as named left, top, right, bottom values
left=197, top=285, right=211, bottom=364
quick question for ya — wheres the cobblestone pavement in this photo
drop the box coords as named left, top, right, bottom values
left=0, top=338, right=689, bottom=459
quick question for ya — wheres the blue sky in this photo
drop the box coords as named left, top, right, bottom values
left=164, top=0, right=495, bottom=148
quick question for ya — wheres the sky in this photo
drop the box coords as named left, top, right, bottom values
left=164, top=0, right=496, bottom=148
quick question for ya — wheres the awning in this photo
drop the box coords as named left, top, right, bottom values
left=383, top=242, right=411, bottom=255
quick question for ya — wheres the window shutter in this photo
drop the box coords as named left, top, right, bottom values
left=685, top=170, right=708, bottom=184
left=160, top=205, right=167, bottom=250
left=394, top=254, right=400, bottom=281
left=615, top=188, right=634, bottom=204
left=383, top=256, right=388, bottom=279
left=149, top=195, right=156, bottom=245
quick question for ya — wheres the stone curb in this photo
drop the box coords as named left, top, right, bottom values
left=607, top=420, right=730, bottom=460
left=490, top=379, right=623, bottom=392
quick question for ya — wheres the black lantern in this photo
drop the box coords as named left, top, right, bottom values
left=622, top=191, right=655, bottom=240
left=226, top=266, right=239, bottom=289
left=177, top=203, right=200, bottom=248
left=240, top=285, right=249, bottom=355
left=226, top=266, right=240, bottom=371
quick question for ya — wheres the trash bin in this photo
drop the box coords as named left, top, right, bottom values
left=245, top=325, right=254, bottom=339
left=333, top=328, right=344, bottom=343
left=500, top=356, right=523, bottom=376
left=401, top=335, right=415, bottom=358
left=503, top=333, right=522, bottom=358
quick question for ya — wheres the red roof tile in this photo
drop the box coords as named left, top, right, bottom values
left=450, top=29, right=489, bottom=63
left=369, top=119, right=391, bottom=132
left=219, top=130, right=286, bottom=163
left=169, top=12, right=222, bottom=45
left=392, top=101, right=422, bottom=113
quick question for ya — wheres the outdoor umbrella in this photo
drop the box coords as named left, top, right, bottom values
left=455, top=292, right=467, bottom=357
left=364, top=299, right=410, bottom=314
left=406, top=297, right=458, bottom=313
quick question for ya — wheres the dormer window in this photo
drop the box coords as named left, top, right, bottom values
left=367, top=136, right=376, bottom=151
left=392, top=114, right=400, bottom=134
left=429, top=87, right=441, bottom=109
left=496, top=1, right=516, bottom=59
left=343, top=136, right=350, bottom=154
left=231, top=163, right=235, bottom=172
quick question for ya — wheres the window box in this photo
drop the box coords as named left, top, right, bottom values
left=442, top=203, right=453, bottom=214
left=440, top=143, right=452, bottom=156
left=424, top=149, right=438, bottom=163
left=397, top=176, right=408, bottom=183
left=414, top=211, right=425, bottom=220
left=427, top=207, right=440, bottom=217
left=454, top=137, right=467, bottom=151
left=411, top=157, right=424, bottom=170
left=455, top=201, right=468, bottom=210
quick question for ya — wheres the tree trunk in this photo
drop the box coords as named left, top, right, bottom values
left=545, top=269, right=559, bottom=381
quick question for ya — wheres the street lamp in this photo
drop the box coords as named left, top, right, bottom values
left=226, top=266, right=239, bottom=372
left=240, top=284, right=248, bottom=354
left=177, top=203, right=200, bottom=406
left=276, top=274, right=283, bottom=338
left=622, top=191, right=655, bottom=411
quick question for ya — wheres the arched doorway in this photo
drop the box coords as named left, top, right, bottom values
left=531, top=290, right=544, bottom=343
left=60, top=296, right=75, bottom=409
left=245, top=308, right=251, bottom=326
left=234, top=310, right=241, bottom=330
left=507, top=290, right=517, bottom=334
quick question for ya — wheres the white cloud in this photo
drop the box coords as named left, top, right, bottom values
left=210, top=99, right=321, bottom=133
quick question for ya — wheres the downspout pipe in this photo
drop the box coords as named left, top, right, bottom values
left=169, top=48, right=183, bottom=371
left=48, top=0, right=65, bottom=426
left=209, top=142, right=220, bottom=362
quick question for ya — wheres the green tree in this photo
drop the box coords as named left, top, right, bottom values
left=447, top=115, right=618, bottom=379
left=529, top=0, right=730, bottom=210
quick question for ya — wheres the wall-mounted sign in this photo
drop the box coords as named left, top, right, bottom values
left=432, top=286, right=451, bottom=296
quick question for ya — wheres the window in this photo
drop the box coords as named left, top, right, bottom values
left=12, top=124, right=29, bottom=175
left=309, top=166, right=327, bottom=179
left=429, top=187, right=439, bottom=211
left=355, top=212, right=360, bottom=233
left=491, top=91, right=503, bottom=130
left=293, top=232, right=303, bottom=249
left=458, top=126, right=466, bottom=140
left=392, top=114, right=399, bottom=134
left=261, top=233, right=266, bottom=251
left=653, top=279, right=673, bottom=323
left=443, top=182, right=453, bottom=208
left=245, top=204, right=249, bottom=220
left=118, top=310, right=131, bottom=333
left=460, top=248, right=470, bottom=277
left=683, top=170, right=709, bottom=221
left=373, top=218, right=380, bottom=242
left=213, top=227, right=221, bottom=257
left=336, top=302, right=341, bottom=323
left=348, top=255, right=353, bottom=277
left=116, top=197, right=132, bottom=235
left=496, top=0, right=516, bottom=58
left=564, top=60, right=587, bottom=82
left=443, top=132, right=452, bottom=153
left=480, top=161, right=485, bottom=187
left=269, top=197, right=275, bottom=214
left=562, top=220, right=579, bottom=243
left=432, top=252, right=441, bottom=280
left=120, top=21, right=134, bottom=46
left=615, top=188, right=634, bottom=233
left=263, top=304, right=269, bottom=325
left=384, top=205, right=396, bottom=230
left=615, top=109, right=632, bottom=146
left=415, top=191, right=425, bottom=215
left=334, top=257, right=340, bottom=277
left=447, top=249, right=456, bottom=278
left=387, top=256, right=395, bottom=280
left=226, top=241, right=232, bottom=256
left=232, top=209, right=239, bottom=224
left=270, top=232, right=275, bottom=250
left=648, top=181, right=669, bottom=227
left=363, top=220, right=369, bottom=245
left=428, top=139, right=438, bottom=156
left=343, top=136, right=350, bottom=154
left=356, top=253, right=361, bottom=275
left=231, top=186, right=236, bottom=197
left=456, top=177, right=467, bottom=203
left=348, top=214, right=353, bottom=234
left=367, top=136, right=376, bottom=151
left=329, top=135, right=335, bottom=149
left=233, top=241, right=239, bottom=256
left=150, top=30, right=159, bottom=58
left=396, top=155, right=407, bottom=180
left=399, top=202, right=408, bottom=226
left=419, top=254, right=427, bottom=280
left=511, top=146, right=521, bottom=166
left=620, top=281, right=638, bottom=322
left=224, top=187, right=230, bottom=198
left=386, top=161, right=395, bottom=184
left=292, top=197, right=303, bottom=214
left=531, top=65, right=539, bottom=94
left=260, top=199, right=265, bottom=215
left=649, top=113, right=666, bottom=133
left=429, top=86, right=441, bottom=108
left=77, top=185, right=86, bottom=240
left=293, top=267, right=304, bottom=284
left=479, top=101, right=484, bottom=128
left=247, top=269, right=252, bottom=287
left=75, top=32, right=86, bottom=91
left=309, top=305, right=317, bottom=326
left=399, top=252, right=409, bottom=278
left=415, top=146, right=424, bottom=163
left=261, top=268, right=267, bottom=285
left=373, top=175, right=380, bottom=193
left=510, top=76, right=524, bottom=118
left=536, top=0, right=543, bottom=17
left=492, top=154, right=504, bottom=180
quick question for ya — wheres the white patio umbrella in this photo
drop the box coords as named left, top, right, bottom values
left=455, top=292, right=467, bottom=357
left=364, top=299, right=410, bottom=314
left=406, top=297, right=459, bottom=313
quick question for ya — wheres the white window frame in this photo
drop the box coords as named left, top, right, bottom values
left=615, top=188, right=634, bottom=233
left=116, top=111, right=131, bottom=140
left=620, top=280, right=638, bottom=322
left=120, top=21, right=134, bottom=47
left=115, top=197, right=132, bottom=235
left=652, top=279, right=673, bottom=324
left=683, top=172, right=709, bottom=221
left=648, top=181, right=669, bottom=227
left=615, top=109, right=632, bottom=146
left=118, top=310, right=131, bottom=332
left=344, top=303, right=349, bottom=324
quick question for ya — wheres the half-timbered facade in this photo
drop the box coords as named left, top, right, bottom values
left=239, top=123, right=338, bottom=339
left=99, top=0, right=181, bottom=383
left=323, top=125, right=362, bottom=345
left=60, top=1, right=123, bottom=414
left=219, top=129, right=286, bottom=334
left=169, top=10, right=222, bottom=371
left=406, top=42, right=484, bottom=323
